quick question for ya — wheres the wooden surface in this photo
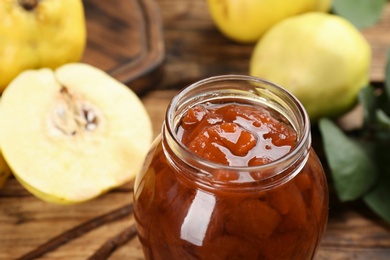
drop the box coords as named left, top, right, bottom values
left=1, top=0, right=390, bottom=259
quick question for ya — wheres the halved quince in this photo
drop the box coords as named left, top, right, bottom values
left=0, top=63, right=153, bottom=204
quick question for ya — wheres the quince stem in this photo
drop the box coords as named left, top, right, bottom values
left=19, top=0, right=38, bottom=11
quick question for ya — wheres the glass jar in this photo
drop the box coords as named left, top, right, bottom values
left=134, top=75, right=328, bottom=260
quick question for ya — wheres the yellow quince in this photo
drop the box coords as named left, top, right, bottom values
left=207, top=0, right=333, bottom=43
left=250, top=13, right=371, bottom=122
left=0, top=0, right=86, bottom=92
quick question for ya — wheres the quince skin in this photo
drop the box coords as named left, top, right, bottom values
left=207, top=0, right=332, bottom=43
left=250, top=13, right=371, bottom=122
left=0, top=0, right=86, bottom=92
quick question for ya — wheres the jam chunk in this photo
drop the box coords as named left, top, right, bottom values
left=177, top=103, right=297, bottom=167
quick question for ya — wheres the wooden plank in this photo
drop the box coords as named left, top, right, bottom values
left=2, top=88, right=390, bottom=259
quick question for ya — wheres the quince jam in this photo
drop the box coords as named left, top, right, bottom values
left=134, top=99, right=328, bottom=259
left=177, top=103, right=296, bottom=168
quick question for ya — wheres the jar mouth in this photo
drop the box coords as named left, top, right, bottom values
left=164, top=75, right=311, bottom=186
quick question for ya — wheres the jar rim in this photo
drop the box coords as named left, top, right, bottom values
left=164, top=75, right=311, bottom=184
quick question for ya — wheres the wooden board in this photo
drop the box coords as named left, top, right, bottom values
left=2, top=90, right=390, bottom=260
left=81, top=0, right=165, bottom=95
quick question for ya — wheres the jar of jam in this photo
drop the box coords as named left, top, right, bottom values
left=134, top=75, right=328, bottom=260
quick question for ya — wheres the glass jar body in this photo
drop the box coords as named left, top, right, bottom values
left=134, top=75, right=328, bottom=260
left=134, top=138, right=328, bottom=260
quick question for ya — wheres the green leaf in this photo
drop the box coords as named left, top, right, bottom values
left=385, top=49, right=390, bottom=100
left=376, top=109, right=390, bottom=128
left=363, top=144, right=390, bottom=224
left=319, top=118, right=379, bottom=201
left=364, top=175, right=390, bottom=224
left=359, top=86, right=377, bottom=127
left=333, top=0, right=387, bottom=29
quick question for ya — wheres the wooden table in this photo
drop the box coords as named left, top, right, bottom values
left=1, top=0, right=390, bottom=259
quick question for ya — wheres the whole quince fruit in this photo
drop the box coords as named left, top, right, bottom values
left=0, top=0, right=86, bottom=92
left=250, top=12, right=371, bottom=122
left=207, top=0, right=331, bottom=43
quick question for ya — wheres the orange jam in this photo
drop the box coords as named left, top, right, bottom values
left=178, top=103, right=296, bottom=168
left=134, top=76, right=328, bottom=260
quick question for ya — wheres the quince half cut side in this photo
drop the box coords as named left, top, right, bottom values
left=0, top=63, right=153, bottom=204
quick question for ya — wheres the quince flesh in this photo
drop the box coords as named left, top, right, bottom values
left=0, top=63, right=153, bottom=204
left=250, top=13, right=371, bottom=122
left=0, top=0, right=86, bottom=92
left=207, top=0, right=330, bottom=43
